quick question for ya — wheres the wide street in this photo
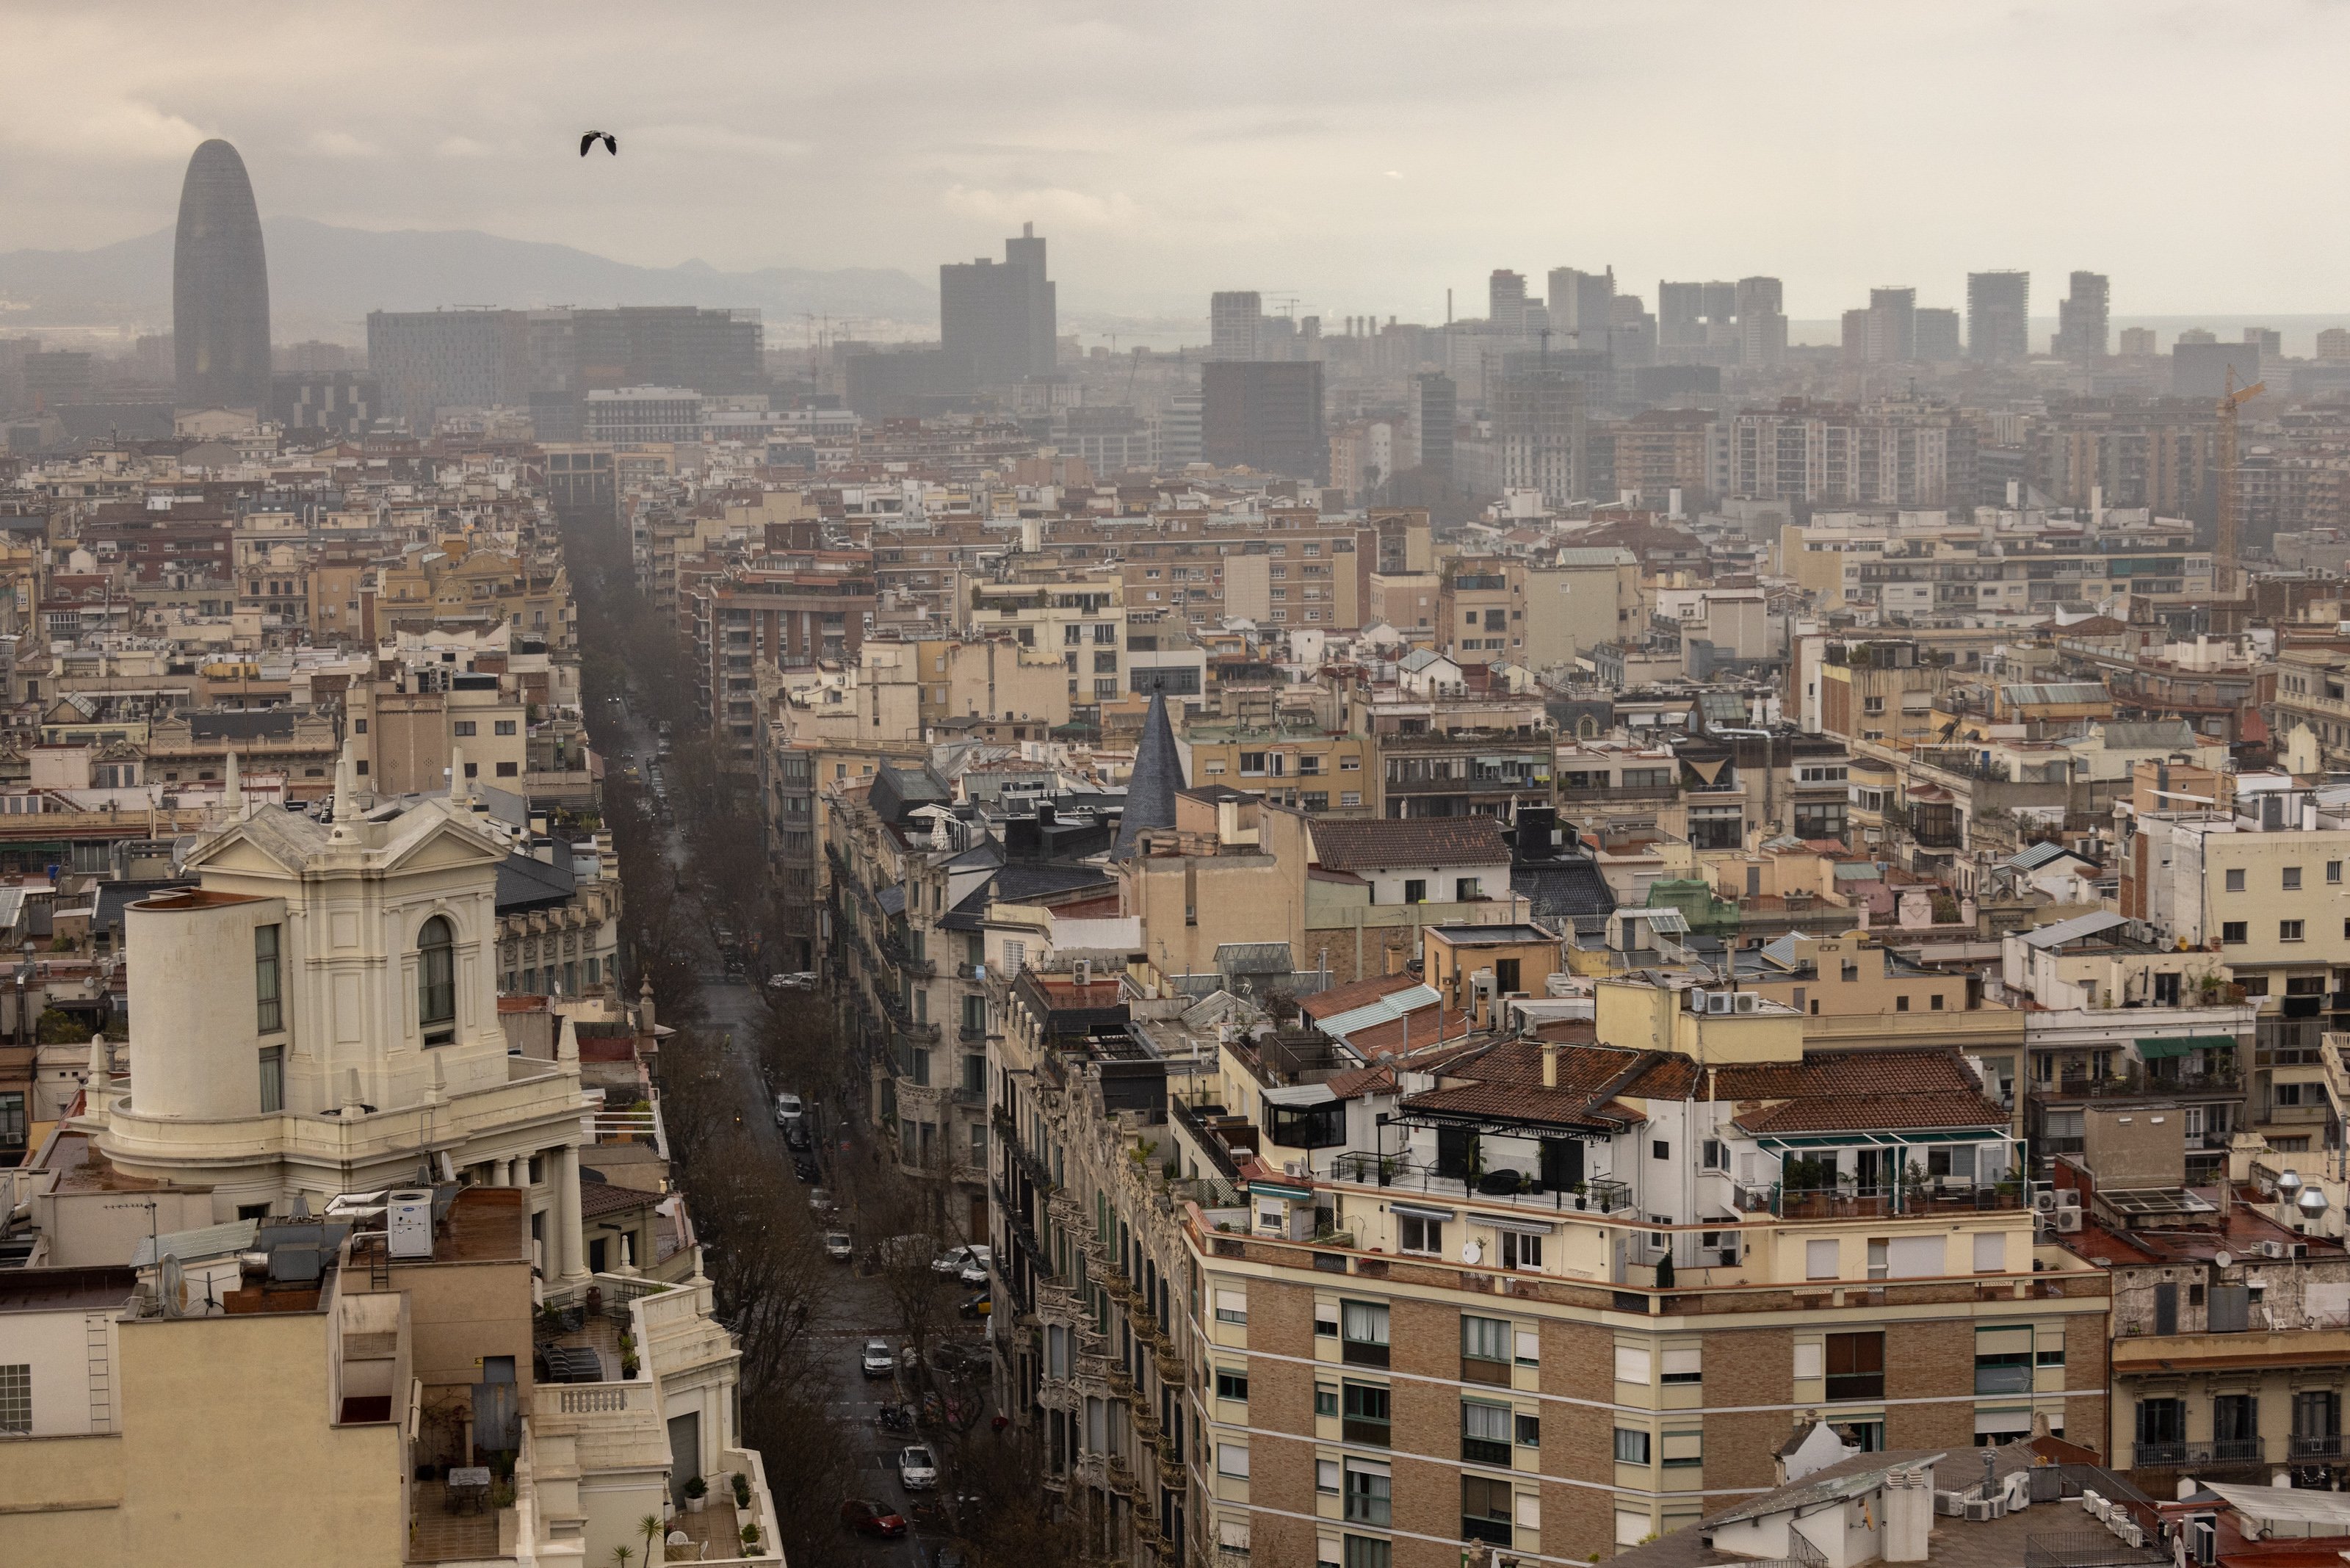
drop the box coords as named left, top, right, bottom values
left=595, top=690, right=981, bottom=1567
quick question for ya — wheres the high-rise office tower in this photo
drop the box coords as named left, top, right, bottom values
left=1489, top=371, right=1588, bottom=505
left=1915, top=308, right=1962, bottom=363
left=2244, top=326, right=2282, bottom=358
left=2053, top=272, right=2111, bottom=364
left=2119, top=327, right=2159, bottom=357
left=1657, top=282, right=1706, bottom=350
left=1868, top=288, right=1917, bottom=363
left=1966, top=271, right=2031, bottom=363
left=1414, top=372, right=1457, bottom=486
left=367, top=309, right=534, bottom=428
left=573, top=306, right=763, bottom=393
left=1547, top=267, right=1616, bottom=347
left=1201, top=361, right=1326, bottom=482
left=939, top=222, right=1057, bottom=385
left=172, top=139, right=271, bottom=411
left=1735, top=276, right=1787, bottom=367
left=1489, top=270, right=1529, bottom=332
left=2318, top=328, right=2350, bottom=365
left=1609, top=295, right=1658, bottom=369
left=1735, top=276, right=1783, bottom=319
left=1210, top=292, right=1265, bottom=361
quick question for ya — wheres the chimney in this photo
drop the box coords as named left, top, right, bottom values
left=1540, top=1039, right=1558, bottom=1088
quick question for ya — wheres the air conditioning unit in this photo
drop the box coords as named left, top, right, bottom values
left=2054, top=1210, right=2083, bottom=1232
left=386, top=1189, right=435, bottom=1260
left=2260, top=1240, right=2287, bottom=1260
left=1074, top=958, right=1092, bottom=986
left=1935, top=1491, right=1966, bottom=1517
left=1732, top=991, right=1759, bottom=1014
left=1962, top=1497, right=2000, bottom=1522
left=2056, top=1190, right=2081, bottom=1210
left=1706, top=991, right=1735, bottom=1016
left=2033, top=1191, right=2061, bottom=1215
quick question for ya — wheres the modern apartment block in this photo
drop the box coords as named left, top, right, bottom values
left=986, top=948, right=2108, bottom=1567
left=2054, top=272, right=2112, bottom=364
left=1967, top=272, right=2031, bottom=364
left=1202, top=361, right=1328, bottom=483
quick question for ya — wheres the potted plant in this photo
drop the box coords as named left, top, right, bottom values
left=682, top=1475, right=707, bottom=1514
left=638, top=1513, right=664, bottom=1566
left=731, top=1473, right=751, bottom=1509
left=740, top=1523, right=762, bottom=1552
left=585, top=1283, right=604, bottom=1314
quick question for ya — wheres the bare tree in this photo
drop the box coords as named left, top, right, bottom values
left=947, top=1423, right=1087, bottom=1565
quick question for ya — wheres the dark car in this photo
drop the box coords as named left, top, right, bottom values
left=841, top=1499, right=907, bottom=1538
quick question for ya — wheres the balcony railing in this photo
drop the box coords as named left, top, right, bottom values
left=1732, top=1179, right=2024, bottom=1218
left=1559, top=783, right=1679, bottom=803
left=2290, top=1434, right=2344, bottom=1461
left=1327, top=1152, right=1634, bottom=1215
left=2131, top=1439, right=2263, bottom=1470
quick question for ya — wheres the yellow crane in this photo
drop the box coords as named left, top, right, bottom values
left=2216, top=366, right=2266, bottom=599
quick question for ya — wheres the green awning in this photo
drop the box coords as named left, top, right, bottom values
left=2136, top=1035, right=2234, bottom=1061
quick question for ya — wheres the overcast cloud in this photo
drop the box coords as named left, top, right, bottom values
left=4, top=1, right=2346, bottom=325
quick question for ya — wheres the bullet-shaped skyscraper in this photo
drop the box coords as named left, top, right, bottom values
left=173, top=139, right=272, bottom=412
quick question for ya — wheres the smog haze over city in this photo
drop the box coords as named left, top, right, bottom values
left=15, top=7, right=2350, bottom=1568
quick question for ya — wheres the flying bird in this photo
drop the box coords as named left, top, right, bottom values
left=579, top=132, right=618, bottom=157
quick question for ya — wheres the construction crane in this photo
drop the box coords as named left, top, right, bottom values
left=2215, top=366, right=2266, bottom=599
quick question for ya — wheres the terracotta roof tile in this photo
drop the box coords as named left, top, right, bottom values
left=1299, top=972, right=1422, bottom=1020
left=1309, top=815, right=1511, bottom=873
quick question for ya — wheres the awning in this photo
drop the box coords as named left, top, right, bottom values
left=1391, top=1202, right=1456, bottom=1221
left=1755, top=1130, right=2006, bottom=1152
left=2137, top=1035, right=2234, bottom=1061
left=1248, top=1179, right=1313, bottom=1202
left=1262, top=1083, right=1338, bottom=1107
left=1684, top=756, right=1729, bottom=784
left=1483, top=1215, right=1556, bottom=1236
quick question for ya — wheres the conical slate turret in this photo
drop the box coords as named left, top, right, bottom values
left=1113, top=691, right=1185, bottom=859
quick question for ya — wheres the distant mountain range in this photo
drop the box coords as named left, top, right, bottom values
left=0, top=216, right=938, bottom=340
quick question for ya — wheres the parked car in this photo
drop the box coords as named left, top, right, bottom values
left=956, top=1292, right=991, bottom=1320
left=823, top=1231, right=853, bottom=1262
left=784, top=1122, right=812, bottom=1152
left=767, top=971, right=819, bottom=991
left=792, top=1157, right=819, bottom=1183
left=898, top=1445, right=939, bottom=1490
left=840, top=1500, right=905, bottom=1538
left=809, top=1187, right=834, bottom=1213
left=861, top=1338, right=897, bottom=1379
left=773, top=1093, right=803, bottom=1127
left=930, top=1244, right=981, bottom=1276
left=957, top=1246, right=992, bottom=1286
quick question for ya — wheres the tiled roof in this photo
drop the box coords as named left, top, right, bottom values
left=1309, top=815, right=1511, bottom=872
left=1398, top=1041, right=2003, bottom=1137
left=580, top=1181, right=659, bottom=1220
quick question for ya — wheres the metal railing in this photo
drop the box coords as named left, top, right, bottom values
left=2132, top=1438, right=2263, bottom=1468
left=1327, top=1152, right=1633, bottom=1214
left=1733, top=1180, right=2024, bottom=1218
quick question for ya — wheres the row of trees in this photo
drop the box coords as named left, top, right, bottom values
left=561, top=510, right=1077, bottom=1564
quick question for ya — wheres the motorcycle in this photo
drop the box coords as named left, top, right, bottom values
left=878, top=1402, right=914, bottom=1434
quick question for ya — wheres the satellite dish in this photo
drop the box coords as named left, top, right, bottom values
left=2213, top=1251, right=2233, bottom=1271
left=1460, top=1240, right=1483, bottom=1266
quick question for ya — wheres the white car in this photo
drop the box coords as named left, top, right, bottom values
left=822, top=1231, right=853, bottom=1262
left=897, top=1445, right=938, bottom=1490
left=773, top=1093, right=803, bottom=1127
left=809, top=1187, right=834, bottom=1214
left=958, top=1246, right=993, bottom=1287
left=861, top=1338, right=897, bottom=1379
left=930, top=1245, right=978, bottom=1276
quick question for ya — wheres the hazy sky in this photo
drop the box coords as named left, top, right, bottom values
left=7, top=1, right=2349, bottom=325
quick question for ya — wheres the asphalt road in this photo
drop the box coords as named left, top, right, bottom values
left=593, top=690, right=965, bottom=1566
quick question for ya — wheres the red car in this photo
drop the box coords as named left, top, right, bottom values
left=841, top=1499, right=908, bottom=1538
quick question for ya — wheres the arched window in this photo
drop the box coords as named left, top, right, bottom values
left=419, top=916, right=456, bottom=1042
